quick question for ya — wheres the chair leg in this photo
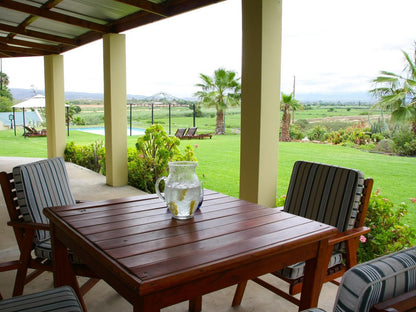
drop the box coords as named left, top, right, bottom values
left=189, top=296, right=202, bottom=312
left=232, top=280, right=248, bottom=307
left=13, top=230, right=35, bottom=296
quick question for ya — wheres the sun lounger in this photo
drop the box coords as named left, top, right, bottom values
left=175, top=128, right=188, bottom=138
left=23, top=126, right=47, bottom=137
left=182, top=127, right=212, bottom=139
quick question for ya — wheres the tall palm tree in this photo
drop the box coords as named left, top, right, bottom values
left=370, top=47, right=416, bottom=135
left=194, top=68, right=241, bottom=134
left=280, top=92, right=302, bottom=142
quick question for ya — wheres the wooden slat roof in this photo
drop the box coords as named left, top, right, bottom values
left=0, top=0, right=225, bottom=58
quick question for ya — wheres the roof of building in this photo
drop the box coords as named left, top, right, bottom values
left=0, top=0, right=225, bottom=58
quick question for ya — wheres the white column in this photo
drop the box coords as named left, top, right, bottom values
left=44, top=54, right=66, bottom=158
left=239, top=0, right=282, bottom=207
left=103, top=33, right=128, bottom=186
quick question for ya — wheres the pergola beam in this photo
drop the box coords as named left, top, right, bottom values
left=0, top=0, right=108, bottom=33
left=0, top=23, right=78, bottom=46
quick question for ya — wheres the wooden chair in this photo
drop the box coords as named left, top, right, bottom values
left=0, top=157, right=99, bottom=300
left=301, top=246, right=416, bottom=312
left=232, top=160, right=374, bottom=308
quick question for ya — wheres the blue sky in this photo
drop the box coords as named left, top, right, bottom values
left=3, top=0, right=416, bottom=99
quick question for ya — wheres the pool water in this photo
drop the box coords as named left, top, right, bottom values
left=71, top=127, right=145, bottom=136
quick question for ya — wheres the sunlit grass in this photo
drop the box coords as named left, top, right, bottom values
left=1, top=128, right=415, bottom=223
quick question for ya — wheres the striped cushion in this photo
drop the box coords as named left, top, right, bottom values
left=0, top=286, right=83, bottom=312
left=279, top=161, right=364, bottom=280
left=279, top=251, right=343, bottom=280
left=35, top=239, right=83, bottom=264
left=13, top=157, right=76, bottom=243
left=335, top=246, right=416, bottom=312
left=284, top=161, right=364, bottom=248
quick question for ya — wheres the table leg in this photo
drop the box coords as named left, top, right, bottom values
left=51, top=224, right=87, bottom=311
left=298, top=239, right=330, bottom=311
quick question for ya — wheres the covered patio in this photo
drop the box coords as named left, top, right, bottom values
left=0, top=0, right=280, bottom=207
left=0, top=0, right=296, bottom=310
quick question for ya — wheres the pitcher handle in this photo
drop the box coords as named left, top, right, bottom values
left=155, top=176, right=167, bottom=201
left=197, top=181, right=204, bottom=210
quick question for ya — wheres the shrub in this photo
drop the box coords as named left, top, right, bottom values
left=357, top=190, right=416, bottom=263
left=373, top=139, right=393, bottom=153
left=307, top=125, right=327, bottom=141
left=72, top=116, right=86, bottom=125
left=326, top=125, right=381, bottom=147
left=391, top=128, right=416, bottom=156
left=289, top=124, right=305, bottom=140
left=64, top=140, right=105, bottom=174
left=294, top=119, right=309, bottom=130
left=128, top=124, right=196, bottom=193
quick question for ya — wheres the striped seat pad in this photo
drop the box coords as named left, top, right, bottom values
left=278, top=251, right=343, bottom=280
left=0, top=286, right=83, bottom=312
left=335, top=246, right=416, bottom=312
left=35, top=239, right=83, bottom=264
left=13, top=157, right=76, bottom=243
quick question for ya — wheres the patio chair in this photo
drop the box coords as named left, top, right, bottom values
left=0, top=157, right=99, bottom=299
left=175, top=127, right=188, bottom=138
left=183, top=127, right=212, bottom=139
left=301, top=246, right=416, bottom=312
left=232, top=160, right=374, bottom=308
left=23, top=126, right=36, bottom=137
left=0, top=286, right=83, bottom=312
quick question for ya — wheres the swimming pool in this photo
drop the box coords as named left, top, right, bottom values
left=71, top=127, right=145, bottom=136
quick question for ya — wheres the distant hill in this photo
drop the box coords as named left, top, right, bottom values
left=295, top=91, right=375, bottom=103
left=11, top=88, right=375, bottom=103
left=11, top=89, right=185, bottom=102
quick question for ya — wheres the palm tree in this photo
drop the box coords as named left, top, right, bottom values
left=194, top=68, right=241, bottom=134
left=280, top=92, right=302, bottom=142
left=370, top=46, right=416, bottom=135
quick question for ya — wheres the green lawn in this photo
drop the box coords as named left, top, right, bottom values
left=1, top=128, right=415, bottom=222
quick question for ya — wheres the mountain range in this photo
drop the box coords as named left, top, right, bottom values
left=10, top=88, right=374, bottom=103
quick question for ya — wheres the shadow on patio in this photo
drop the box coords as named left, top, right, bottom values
left=0, top=157, right=337, bottom=311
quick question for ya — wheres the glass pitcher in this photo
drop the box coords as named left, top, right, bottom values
left=155, top=161, right=203, bottom=220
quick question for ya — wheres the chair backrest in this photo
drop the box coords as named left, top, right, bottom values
left=334, top=246, right=416, bottom=312
left=284, top=161, right=364, bottom=242
left=12, top=157, right=76, bottom=243
left=175, top=128, right=187, bottom=137
left=186, top=127, right=197, bottom=136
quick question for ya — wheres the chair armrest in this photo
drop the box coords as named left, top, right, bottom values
left=370, top=289, right=416, bottom=312
left=328, top=226, right=370, bottom=246
left=7, top=220, right=51, bottom=231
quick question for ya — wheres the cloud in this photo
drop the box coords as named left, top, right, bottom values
left=3, top=0, right=416, bottom=99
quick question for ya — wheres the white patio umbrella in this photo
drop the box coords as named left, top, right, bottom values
left=11, top=95, right=70, bottom=136
left=12, top=94, right=46, bottom=109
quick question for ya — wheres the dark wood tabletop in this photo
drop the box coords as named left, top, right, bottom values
left=44, top=190, right=337, bottom=312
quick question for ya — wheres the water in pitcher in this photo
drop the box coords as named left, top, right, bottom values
left=164, top=182, right=201, bottom=219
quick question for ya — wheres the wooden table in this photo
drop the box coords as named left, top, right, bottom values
left=44, top=190, right=337, bottom=312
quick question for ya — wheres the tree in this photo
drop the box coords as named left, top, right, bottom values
left=194, top=68, right=241, bottom=134
left=280, top=92, right=302, bottom=142
left=370, top=45, right=416, bottom=135
left=0, top=72, right=13, bottom=112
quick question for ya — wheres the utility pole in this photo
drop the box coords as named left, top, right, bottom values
left=0, top=58, right=3, bottom=91
left=292, top=75, right=296, bottom=123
